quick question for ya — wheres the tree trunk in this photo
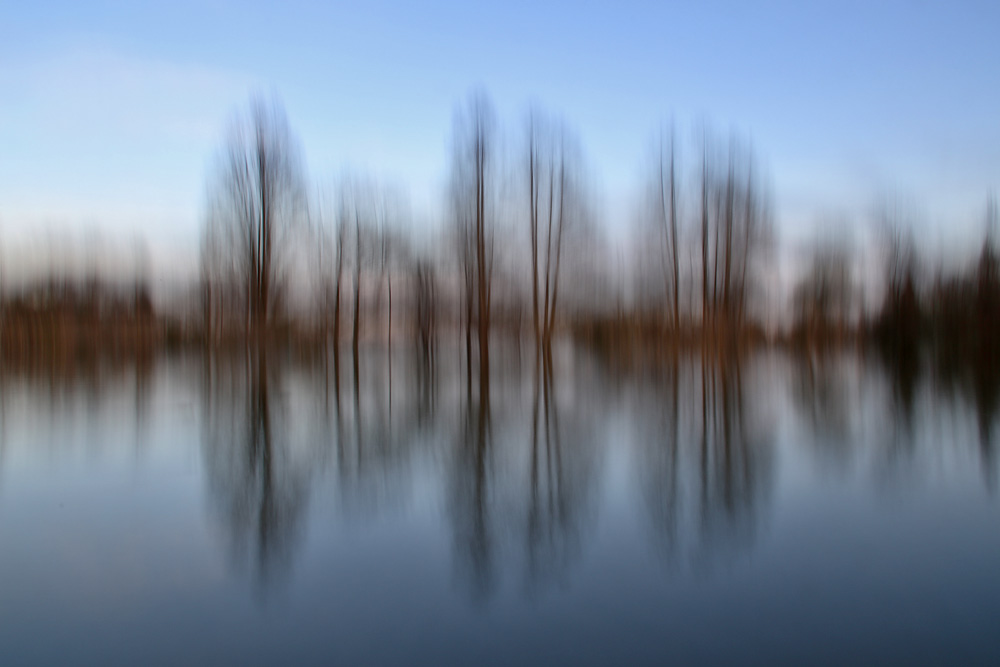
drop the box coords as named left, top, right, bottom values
left=529, top=126, right=541, bottom=364
left=353, top=212, right=361, bottom=384
left=670, top=141, right=680, bottom=334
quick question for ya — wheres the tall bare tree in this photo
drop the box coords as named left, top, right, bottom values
left=333, top=205, right=347, bottom=362
left=204, top=96, right=304, bottom=343
left=694, top=129, right=771, bottom=341
left=700, top=136, right=711, bottom=331
left=650, top=124, right=681, bottom=334
left=311, top=186, right=348, bottom=371
left=450, top=92, right=496, bottom=399
left=527, top=111, right=588, bottom=360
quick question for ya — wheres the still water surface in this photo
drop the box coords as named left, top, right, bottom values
left=1, top=347, right=998, bottom=665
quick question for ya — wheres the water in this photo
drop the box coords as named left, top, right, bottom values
left=1, top=346, right=998, bottom=665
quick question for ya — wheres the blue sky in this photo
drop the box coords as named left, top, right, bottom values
left=2, top=0, right=998, bottom=266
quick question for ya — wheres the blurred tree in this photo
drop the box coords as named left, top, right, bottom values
left=203, top=96, right=305, bottom=342
left=655, top=125, right=681, bottom=334
left=450, top=92, right=496, bottom=398
left=793, top=240, right=855, bottom=344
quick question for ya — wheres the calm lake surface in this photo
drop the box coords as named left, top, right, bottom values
left=1, top=346, right=998, bottom=665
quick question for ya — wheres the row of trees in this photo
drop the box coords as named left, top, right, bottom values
left=200, top=93, right=596, bottom=397
left=196, top=91, right=997, bottom=379
left=1, top=90, right=992, bottom=376
left=789, top=197, right=999, bottom=355
left=200, top=93, right=781, bottom=373
left=645, top=130, right=773, bottom=340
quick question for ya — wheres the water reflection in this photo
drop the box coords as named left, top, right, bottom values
left=335, top=348, right=452, bottom=520
left=785, top=345, right=1000, bottom=492
left=2, top=345, right=1000, bottom=663
left=200, top=351, right=312, bottom=587
left=0, top=343, right=998, bottom=617
left=523, top=361, right=596, bottom=591
left=635, top=353, right=774, bottom=567
left=792, top=350, right=854, bottom=469
left=449, top=386, right=494, bottom=600
left=973, top=359, right=1000, bottom=488
left=199, top=346, right=449, bottom=590
left=929, top=340, right=1000, bottom=491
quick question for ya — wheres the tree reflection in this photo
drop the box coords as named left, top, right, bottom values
left=192, top=339, right=997, bottom=600
left=932, top=341, right=1000, bottom=491
left=327, top=349, right=432, bottom=518
left=791, top=350, right=854, bottom=468
left=972, top=361, right=1000, bottom=490
left=638, top=353, right=774, bottom=567
left=696, top=357, right=772, bottom=558
left=640, top=357, right=683, bottom=556
left=201, top=351, right=311, bottom=588
left=523, top=359, right=596, bottom=591
left=449, top=385, right=495, bottom=602
left=446, top=347, right=601, bottom=602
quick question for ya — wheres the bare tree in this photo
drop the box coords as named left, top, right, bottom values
left=200, top=221, right=223, bottom=345
left=372, top=187, right=408, bottom=355
left=450, top=92, right=496, bottom=399
left=874, top=200, right=920, bottom=345
left=333, top=174, right=403, bottom=389
left=793, top=238, right=856, bottom=344
left=413, top=256, right=437, bottom=370
left=693, top=129, right=771, bottom=341
left=203, top=96, right=305, bottom=343
left=700, top=136, right=711, bottom=331
left=454, top=198, right=476, bottom=395
left=528, top=112, right=542, bottom=357
left=653, top=125, right=681, bottom=334
left=527, top=110, right=589, bottom=360
left=311, top=186, right=348, bottom=363
left=333, top=204, right=347, bottom=358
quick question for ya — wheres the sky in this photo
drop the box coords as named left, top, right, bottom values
left=1, top=0, right=999, bottom=279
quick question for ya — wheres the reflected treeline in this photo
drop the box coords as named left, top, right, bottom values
left=199, top=345, right=443, bottom=588
left=633, top=352, right=774, bottom=568
left=200, top=350, right=313, bottom=588
left=193, top=338, right=604, bottom=600
left=448, top=381, right=495, bottom=601
left=786, top=349, right=1000, bottom=492
left=523, top=353, right=601, bottom=591
left=791, top=350, right=855, bottom=467
left=447, top=345, right=601, bottom=601
left=0, top=345, right=161, bottom=465
left=0, top=340, right=997, bottom=599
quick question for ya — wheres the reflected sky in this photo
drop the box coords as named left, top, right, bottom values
left=0, top=346, right=998, bottom=664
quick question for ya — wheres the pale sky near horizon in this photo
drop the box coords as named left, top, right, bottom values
left=1, top=0, right=999, bottom=280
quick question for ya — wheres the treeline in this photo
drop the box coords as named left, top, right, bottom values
left=787, top=198, right=999, bottom=367
left=0, top=273, right=166, bottom=366
left=196, top=93, right=777, bottom=379
left=1, top=91, right=997, bottom=374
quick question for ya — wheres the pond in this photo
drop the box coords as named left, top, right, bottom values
left=1, top=345, right=998, bottom=665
